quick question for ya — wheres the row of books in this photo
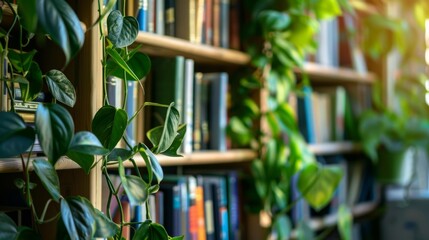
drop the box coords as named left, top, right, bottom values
left=130, top=0, right=239, bottom=49
left=293, top=85, right=361, bottom=144
left=291, top=155, right=379, bottom=225
left=104, top=171, right=241, bottom=240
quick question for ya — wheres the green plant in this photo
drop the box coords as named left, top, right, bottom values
left=0, top=0, right=183, bottom=239
left=227, top=1, right=351, bottom=239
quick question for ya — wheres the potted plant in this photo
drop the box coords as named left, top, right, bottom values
left=0, top=0, right=184, bottom=239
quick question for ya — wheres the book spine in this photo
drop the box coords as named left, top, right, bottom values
left=164, top=0, right=175, bottom=36
left=204, top=0, right=213, bottom=45
left=147, top=0, right=155, bottom=33
left=125, top=81, right=137, bottom=146
left=219, top=0, right=229, bottom=48
left=212, top=0, right=220, bottom=47
left=155, top=0, right=164, bottom=35
left=137, top=0, right=148, bottom=31
left=195, top=0, right=205, bottom=44
left=209, top=73, right=228, bottom=151
left=182, top=59, right=195, bottom=154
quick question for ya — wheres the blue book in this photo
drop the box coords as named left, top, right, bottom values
left=297, top=86, right=316, bottom=143
left=136, top=0, right=148, bottom=31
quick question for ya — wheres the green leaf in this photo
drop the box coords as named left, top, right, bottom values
left=107, top=148, right=133, bottom=162
left=133, top=220, right=171, bottom=240
left=7, top=49, right=37, bottom=74
left=258, top=10, right=291, bottom=32
left=313, top=0, right=342, bottom=19
left=338, top=204, right=352, bottom=240
left=227, top=116, right=252, bottom=146
left=66, top=151, right=94, bottom=174
left=0, top=112, right=35, bottom=158
left=92, top=106, right=128, bottom=150
left=45, top=69, right=76, bottom=107
left=19, top=62, right=43, bottom=102
left=33, top=159, right=61, bottom=202
left=107, top=51, right=151, bottom=81
left=93, top=208, right=118, bottom=238
left=147, top=124, right=186, bottom=157
left=296, top=221, right=315, bottom=240
left=155, top=103, right=180, bottom=154
left=36, top=103, right=74, bottom=165
left=139, top=143, right=164, bottom=184
left=107, top=10, right=139, bottom=48
left=273, top=215, right=291, bottom=240
left=0, top=212, right=18, bottom=240
left=68, top=131, right=109, bottom=155
left=16, top=226, right=41, bottom=240
left=297, top=163, right=343, bottom=210
left=17, top=0, right=37, bottom=32
left=106, top=48, right=139, bottom=81
left=276, top=102, right=299, bottom=133
left=118, top=157, right=148, bottom=205
left=36, top=0, right=84, bottom=65
left=60, top=197, right=96, bottom=240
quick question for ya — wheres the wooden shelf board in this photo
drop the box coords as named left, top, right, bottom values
left=135, top=32, right=250, bottom=66
left=297, top=62, right=376, bottom=84
left=0, top=157, right=80, bottom=173
left=291, top=202, right=378, bottom=238
left=308, top=141, right=362, bottom=155
left=112, top=149, right=257, bottom=168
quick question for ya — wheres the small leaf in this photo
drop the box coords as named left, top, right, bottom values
left=93, top=208, right=118, bottom=238
left=35, top=103, right=74, bottom=165
left=106, top=48, right=139, bottom=81
left=273, top=215, right=291, bottom=240
left=20, top=62, right=43, bottom=102
left=338, top=204, right=352, bottom=240
left=0, top=112, right=35, bottom=158
left=107, top=51, right=151, bottom=81
left=66, top=151, right=94, bottom=174
left=60, top=196, right=96, bottom=240
left=107, top=148, right=133, bottom=162
left=107, top=10, right=139, bottom=48
left=7, top=49, right=37, bottom=74
left=313, top=0, right=342, bottom=19
left=17, top=0, right=37, bottom=32
left=156, top=103, right=180, bottom=153
left=147, top=124, right=186, bottom=157
left=133, top=220, right=170, bottom=240
left=0, top=212, right=18, bottom=240
left=92, top=106, right=128, bottom=150
left=297, top=163, right=343, bottom=210
left=36, top=0, right=84, bottom=64
left=33, top=159, right=61, bottom=202
left=118, top=157, right=148, bottom=205
left=45, top=69, right=76, bottom=107
left=258, top=10, right=291, bottom=32
left=139, top=143, right=164, bottom=184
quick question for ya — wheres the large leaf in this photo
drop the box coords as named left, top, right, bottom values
left=147, top=124, right=186, bottom=157
left=68, top=131, right=109, bottom=155
left=19, top=62, right=43, bottom=102
left=297, top=163, right=343, bottom=210
left=60, top=196, right=96, bottom=240
left=93, top=208, right=118, bottom=238
left=138, top=143, right=164, bottom=184
left=118, top=157, right=148, bottom=205
left=107, top=148, right=133, bottom=162
left=155, top=103, right=180, bottom=153
left=313, top=0, right=342, bottom=19
left=35, top=103, right=74, bottom=165
left=107, top=51, right=151, bottom=81
left=0, top=212, right=18, bottom=240
left=45, top=69, right=76, bottom=107
left=0, top=112, right=35, bottom=158
left=107, top=10, right=139, bottom=48
left=133, top=220, right=170, bottom=240
left=66, top=151, right=94, bottom=174
left=92, top=106, right=128, bottom=150
left=17, top=0, right=37, bottom=32
left=36, top=0, right=84, bottom=65
left=106, top=48, right=139, bottom=81
left=33, top=159, right=61, bottom=202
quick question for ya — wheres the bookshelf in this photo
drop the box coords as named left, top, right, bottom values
left=0, top=1, right=380, bottom=240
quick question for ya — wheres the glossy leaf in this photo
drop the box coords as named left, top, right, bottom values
left=93, top=208, right=118, bottom=238
left=66, top=151, right=94, bottom=174
left=147, top=124, right=186, bottom=157
left=0, top=112, right=35, bottom=158
left=36, top=0, right=84, bottom=65
left=7, top=49, right=37, bottom=74
left=107, top=148, right=133, bottom=162
left=0, top=212, right=18, bottom=240
left=35, top=103, right=74, bottom=164
left=17, top=0, right=37, bottom=32
left=107, top=10, right=138, bottom=48
left=338, top=204, right=352, bottom=240
left=273, top=215, right=291, bottom=240
left=139, top=143, right=164, bottom=184
left=133, top=220, right=170, bottom=240
left=33, top=159, right=61, bottom=202
left=68, top=131, right=109, bottom=155
left=118, top=157, right=148, bottom=205
left=227, top=117, right=252, bottom=146
left=106, top=48, right=139, bottom=81
left=276, top=102, right=299, bottom=133
left=155, top=103, right=180, bottom=153
left=313, top=0, right=342, bottom=19
left=297, top=163, right=343, bottom=210
left=258, top=10, right=291, bottom=32
left=19, top=62, right=43, bottom=102
left=92, top=106, right=128, bottom=150
left=296, top=221, right=315, bottom=240
left=60, top=196, right=96, bottom=240
left=107, top=51, right=151, bottom=81
left=46, top=69, right=76, bottom=107
left=15, top=227, right=41, bottom=240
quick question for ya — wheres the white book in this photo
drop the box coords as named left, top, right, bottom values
left=182, top=59, right=195, bottom=154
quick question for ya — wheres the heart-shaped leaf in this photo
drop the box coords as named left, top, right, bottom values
left=36, top=0, right=84, bottom=65
left=150, top=103, right=180, bottom=154
left=15, top=226, right=41, bottom=240
left=106, top=48, right=139, bottom=80
left=19, top=62, right=43, bottom=102
left=118, top=157, right=148, bottom=205
left=0, top=112, right=35, bottom=158
left=7, top=49, right=37, bottom=74
left=93, top=208, right=118, bottom=238
left=258, top=10, right=291, bottom=32
left=68, top=131, right=109, bottom=155
left=107, top=10, right=138, bottom=48
left=138, top=143, right=164, bottom=184
left=106, top=51, right=151, bottom=81
left=46, top=69, right=76, bottom=107
left=17, top=0, right=37, bottom=32
left=133, top=220, right=170, bottom=240
left=92, top=106, right=128, bottom=150
left=297, top=163, right=343, bottom=210
left=35, top=103, right=74, bottom=165
left=32, top=159, right=61, bottom=202
left=338, top=204, right=352, bottom=240
left=107, top=148, right=133, bottom=162
left=0, top=212, right=18, bottom=240
left=60, top=196, right=96, bottom=240
left=66, top=152, right=94, bottom=174
left=147, top=124, right=186, bottom=157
